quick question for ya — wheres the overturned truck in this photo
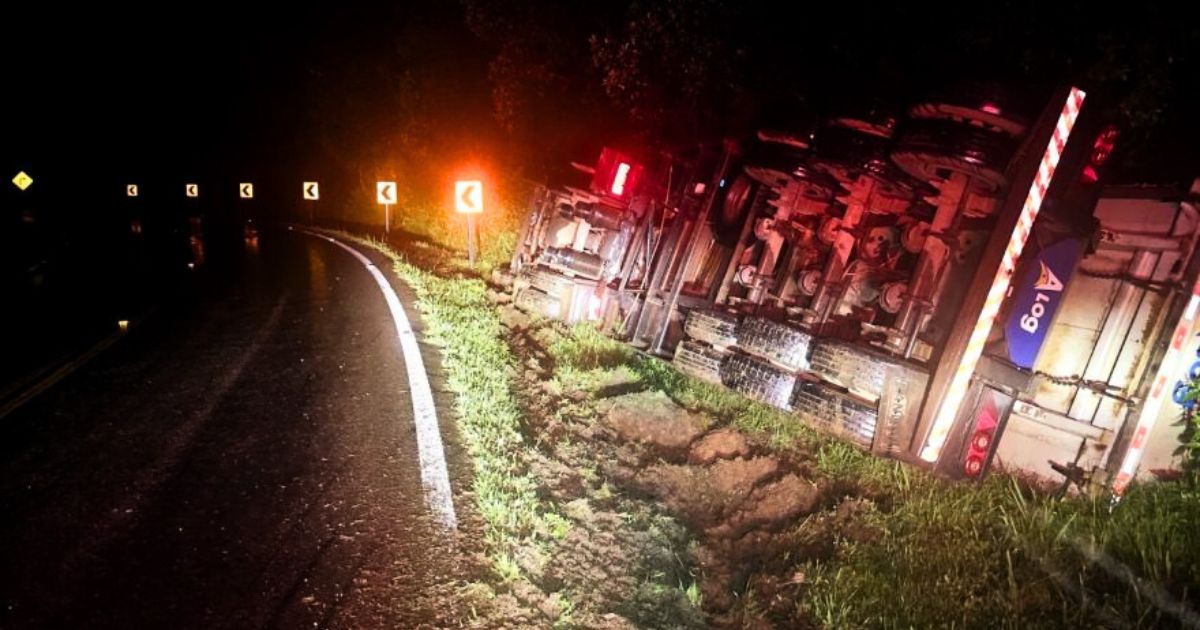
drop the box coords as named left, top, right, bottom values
left=508, top=84, right=1200, bottom=496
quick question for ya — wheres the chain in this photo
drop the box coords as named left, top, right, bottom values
left=1076, top=268, right=1175, bottom=294
left=1033, top=371, right=1139, bottom=406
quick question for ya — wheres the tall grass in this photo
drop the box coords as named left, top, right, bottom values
left=802, top=473, right=1200, bottom=628
left=543, top=325, right=1200, bottom=628
left=390, top=201, right=522, bottom=273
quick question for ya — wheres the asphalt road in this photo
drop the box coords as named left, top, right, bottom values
left=0, top=226, right=466, bottom=629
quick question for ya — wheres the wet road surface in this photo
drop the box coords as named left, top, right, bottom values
left=0, top=227, right=464, bottom=629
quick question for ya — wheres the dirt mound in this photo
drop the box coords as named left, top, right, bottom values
left=689, top=428, right=752, bottom=465
left=631, top=457, right=780, bottom=527
left=602, top=391, right=707, bottom=459
left=498, top=304, right=532, bottom=331
left=493, top=313, right=880, bottom=628
left=706, top=473, right=821, bottom=540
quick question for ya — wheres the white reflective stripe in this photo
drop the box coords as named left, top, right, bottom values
left=308, top=231, right=458, bottom=530
left=1114, top=279, right=1200, bottom=496
left=921, top=87, right=1086, bottom=463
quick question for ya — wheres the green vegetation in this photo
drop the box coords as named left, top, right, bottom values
left=546, top=322, right=820, bottom=449
left=336, top=232, right=549, bottom=572
left=801, top=470, right=1200, bottom=628
left=335, top=230, right=704, bottom=627
left=331, top=221, right=1198, bottom=628
left=545, top=323, right=1200, bottom=629
left=388, top=200, right=523, bottom=275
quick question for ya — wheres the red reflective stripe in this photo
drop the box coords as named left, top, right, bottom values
left=1152, top=375, right=1167, bottom=399
left=1173, top=324, right=1189, bottom=349
left=1132, top=426, right=1148, bottom=449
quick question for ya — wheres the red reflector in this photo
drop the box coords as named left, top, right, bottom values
left=611, top=162, right=631, bottom=196
left=964, top=456, right=985, bottom=476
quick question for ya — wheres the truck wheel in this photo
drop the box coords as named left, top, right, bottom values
left=683, top=309, right=739, bottom=349
left=518, top=266, right=576, bottom=300
left=673, top=341, right=727, bottom=384
left=713, top=174, right=760, bottom=246
left=890, top=120, right=1018, bottom=194
left=807, top=340, right=893, bottom=403
left=790, top=381, right=878, bottom=448
left=738, top=317, right=812, bottom=372
left=811, top=115, right=894, bottom=178
left=720, top=353, right=797, bottom=410
left=742, top=128, right=814, bottom=187
left=909, top=83, right=1031, bottom=137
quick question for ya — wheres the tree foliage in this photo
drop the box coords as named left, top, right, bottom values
left=470, top=1, right=1199, bottom=181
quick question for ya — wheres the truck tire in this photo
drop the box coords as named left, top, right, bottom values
left=811, top=114, right=894, bottom=179
left=673, top=341, right=727, bottom=384
left=713, top=174, right=760, bottom=246
left=738, top=317, right=812, bottom=372
left=862, top=161, right=938, bottom=202
left=890, top=120, right=1017, bottom=194
left=742, top=129, right=811, bottom=188
left=909, top=83, right=1031, bottom=137
left=518, top=265, right=576, bottom=300
left=790, top=381, right=878, bottom=448
left=808, top=339, right=893, bottom=403
left=720, top=353, right=797, bottom=410
left=684, top=309, right=739, bottom=349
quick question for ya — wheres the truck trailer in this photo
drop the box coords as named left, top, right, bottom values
left=507, top=83, right=1200, bottom=495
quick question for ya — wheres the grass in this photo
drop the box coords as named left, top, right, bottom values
left=799, top=474, right=1200, bottom=629
left=335, top=228, right=705, bottom=627
left=546, top=322, right=824, bottom=449
left=388, top=200, right=523, bottom=274
left=492, top=553, right=522, bottom=583
left=333, top=231, right=557, bottom=577
left=682, top=580, right=703, bottom=608
left=539, top=323, right=1200, bottom=629
left=329, top=221, right=1199, bottom=628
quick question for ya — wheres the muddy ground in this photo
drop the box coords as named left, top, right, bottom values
left=366, top=232, right=884, bottom=628
left=461, top=296, right=889, bottom=629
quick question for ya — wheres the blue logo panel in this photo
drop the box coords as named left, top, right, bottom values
left=1004, top=239, right=1084, bottom=369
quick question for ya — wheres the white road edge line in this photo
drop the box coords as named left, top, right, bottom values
left=304, top=230, right=457, bottom=531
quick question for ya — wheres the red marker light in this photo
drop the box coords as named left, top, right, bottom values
left=592, top=148, right=642, bottom=198
left=1080, top=125, right=1119, bottom=184
left=980, top=102, right=1002, bottom=115
left=611, top=162, right=631, bottom=196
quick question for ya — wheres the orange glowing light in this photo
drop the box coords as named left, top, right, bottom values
left=455, top=180, right=483, bottom=214
left=377, top=181, right=397, bottom=205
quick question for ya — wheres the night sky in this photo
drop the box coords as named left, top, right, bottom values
left=5, top=1, right=1199, bottom=206
left=8, top=4, right=341, bottom=182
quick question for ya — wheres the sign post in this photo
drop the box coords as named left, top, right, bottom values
left=455, top=180, right=483, bottom=267
left=377, top=181, right=397, bottom=233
